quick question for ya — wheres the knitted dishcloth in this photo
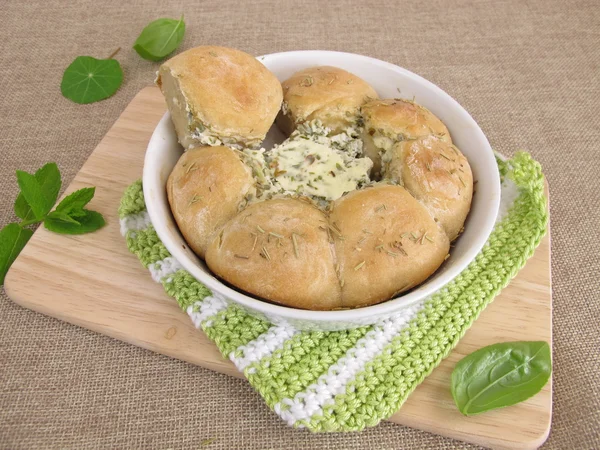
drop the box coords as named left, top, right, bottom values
left=118, top=152, right=547, bottom=432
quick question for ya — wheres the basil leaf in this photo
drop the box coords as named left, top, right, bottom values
left=14, top=163, right=61, bottom=221
left=451, top=341, right=552, bottom=416
left=133, top=16, right=185, bottom=62
left=44, top=209, right=105, bottom=235
left=61, top=56, right=123, bottom=104
left=0, top=223, right=33, bottom=285
left=55, top=187, right=95, bottom=215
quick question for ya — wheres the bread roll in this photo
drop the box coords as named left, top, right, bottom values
left=205, top=199, right=342, bottom=310
left=157, top=46, right=283, bottom=149
left=329, top=184, right=450, bottom=308
left=361, top=99, right=451, bottom=177
left=167, top=146, right=254, bottom=258
left=204, top=184, right=449, bottom=310
left=385, top=136, right=473, bottom=241
left=277, top=66, right=378, bottom=136
left=164, top=59, right=474, bottom=311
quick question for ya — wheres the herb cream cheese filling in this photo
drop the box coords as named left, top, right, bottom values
left=239, top=123, right=373, bottom=207
left=186, top=111, right=262, bottom=150
left=294, top=119, right=364, bottom=157
left=265, top=138, right=372, bottom=200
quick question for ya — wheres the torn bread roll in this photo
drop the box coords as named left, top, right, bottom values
left=361, top=99, right=451, bottom=177
left=157, top=46, right=283, bottom=150
left=277, top=66, right=378, bottom=136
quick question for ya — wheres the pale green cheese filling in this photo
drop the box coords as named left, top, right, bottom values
left=266, top=139, right=372, bottom=200
left=239, top=122, right=373, bottom=206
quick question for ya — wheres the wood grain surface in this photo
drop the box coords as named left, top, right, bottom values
left=5, top=86, right=552, bottom=450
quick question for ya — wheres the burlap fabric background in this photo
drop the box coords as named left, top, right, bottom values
left=1, top=0, right=599, bottom=448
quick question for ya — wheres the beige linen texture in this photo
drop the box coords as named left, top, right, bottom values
left=1, top=0, right=599, bottom=448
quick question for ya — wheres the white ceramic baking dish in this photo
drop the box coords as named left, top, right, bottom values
left=143, top=50, right=501, bottom=331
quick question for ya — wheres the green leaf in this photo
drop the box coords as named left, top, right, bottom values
left=61, top=56, right=123, bottom=104
left=0, top=223, right=34, bottom=285
left=451, top=341, right=552, bottom=416
left=55, top=187, right=96, bottom=215
left=14, top=163, right=61, bottom=221
left=16, top=169, right=58, bottom=221
left=14, top=194, right=30, bottom=220
left=133, top=16, right=186, bottom=61
left=69, top=209, right=88, bottom=219
left=46, top=210, right=82, bottom=225
left=44, top=209, right=106, bottom=235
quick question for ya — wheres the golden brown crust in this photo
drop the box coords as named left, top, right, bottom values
left=362, top=99, right=452, bottom=142
left=385, top=136, right=473, bottom=241
left=158, top=46, right=282, bottom=147
left=361, top=99, right=452, bottom=175
left=330, top=184, right=450, bottom=308
left=167, top=146, right=254, bottom=258
left=278, top=66, right=378, bottom=135
left=164, top=60, right=473, bottom=310
left=205, top=199, right=342, bottom=310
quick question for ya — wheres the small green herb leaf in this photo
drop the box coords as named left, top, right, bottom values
left=16, top=168, right=59, bottom=221
left=61, top=56, right=123, bottom=104
left=14, top=194, right=30, bottom=221
left=55, top=187, right=96, bottom=215
left=46, top=210, right=82, bottom=226
left=68, top=209, right=88, bottom=219
left=0, top=223, right=33, bottom=285
left=451, top=341, right=552, bottom=416
left=14, top=163, right=61, bottom=221
left=133, top=16, right=186, bottom=61
left=44, top=209, right=105, bottom=235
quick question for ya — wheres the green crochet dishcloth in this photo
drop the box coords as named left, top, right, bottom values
left=118, top=152, right=547, bottom=432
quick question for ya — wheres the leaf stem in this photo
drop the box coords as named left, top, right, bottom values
left=18, top=218, right=41, bottom=228
left=107, top=47, right=121, bottom=60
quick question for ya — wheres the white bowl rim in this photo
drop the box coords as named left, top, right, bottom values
left=143, top=50, right=501, bottom=324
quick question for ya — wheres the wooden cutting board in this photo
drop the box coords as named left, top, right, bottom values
left=4, top=86, right=552, bottom=450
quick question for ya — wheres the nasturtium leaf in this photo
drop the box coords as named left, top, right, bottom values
left=14, top=163, right=61, bottom=221
left=0, top=223, right=33, bottom=285
left=133, top=16, right=186, bottom=61
left=451, top=341, right=552, bottom=416
left=61, top=56, right=123, bottom=104
left=44, top=209, right=105, bottom=235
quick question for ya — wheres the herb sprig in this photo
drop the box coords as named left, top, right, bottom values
left=0, top=163, right=105, bottom=284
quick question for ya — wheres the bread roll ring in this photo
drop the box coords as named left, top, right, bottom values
left=161, top=49, right=473, bottom=310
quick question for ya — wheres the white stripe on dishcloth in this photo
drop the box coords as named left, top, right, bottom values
left=147, top=256, right=183, bottom=283
left=230, top=323, right=299, bottom=372
left=273, top=302, right=423, bottom=426
left=119, top=211, right=151, bottom=236
left=187, top=293, right=228, bottom=329
left=496, top=176, right=520, bottom=224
